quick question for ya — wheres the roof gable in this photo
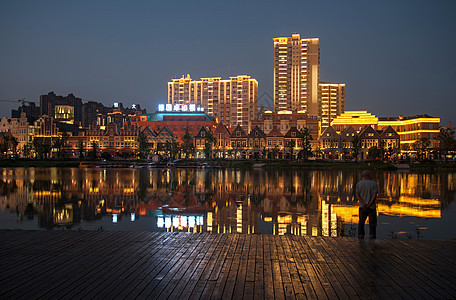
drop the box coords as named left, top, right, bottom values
left=359, top=126, right=380, bottom=138
left=284, top=126, right=300, bottom=138
left=194, top=126, right=208, bottom=139
left=230, top=125, right=248, bottom=138
left=321, top=126, right=339, bottom=138
left=266, top=127, right=284, bottom=137
left=247, top=126, right=266, bottom=138
left=156, top=126, right=175, bottom=138
left=214, top=122, right=231, bottom=136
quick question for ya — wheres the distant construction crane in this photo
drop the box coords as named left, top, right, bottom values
left=0, top=98, right=37, bottom=105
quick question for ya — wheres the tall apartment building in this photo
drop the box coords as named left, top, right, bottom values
left=168, top=74, right=258, bottom=130
left=318, top=83, right=345, bottom=131
left=273, top=33, right=319, bottom=115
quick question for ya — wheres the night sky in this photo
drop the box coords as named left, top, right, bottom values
left=1, top=1, right=455, bottom=125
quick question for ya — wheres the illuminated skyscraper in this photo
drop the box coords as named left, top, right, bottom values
left=168, top=74, right=258, bottom=130
left=318, top=83, right=345, bottom=131
left=273, top=33, right=319, bottom=115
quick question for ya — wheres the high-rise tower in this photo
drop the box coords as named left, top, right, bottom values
left=273, top=33, right=319, bottom=116
left=168, top=74, right=258, bottom=130
left=318, top=82, right=345, bottom=131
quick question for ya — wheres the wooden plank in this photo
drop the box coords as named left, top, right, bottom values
left=177, top=234, right=224, bottom=300
left=275, top=236, right=295, bottom=300
left=40, top=231, right=157, bottom=299
left=253, top=235, right=265, bottom=300
left=146, top=233, right=209, bottom=299
left=210, top=234, right=241, bottom=299
left=231, top=233, right=251, bottom=300
left=286, top=236, right=317, bottom=300
left=270, top=235, right=285, bottom=300
left=0, top=231, right=122, bottom=299
left=50, top=232, right=166, bottom=299
left=156, top=233, right=221, bottom=299
left=221, top=234, right=245, bottom=300
left=293, top=236, right=329, bottom=299
left=187, top=234, right=230, bottom=300
left=155, top=233, right=213, bottom=300
left=336, top=238, right=408, bottom=299
left=62, top=231, right=153, bottom=299
left=127, top=233, right=196, bottom=299
left=379, top=239, right=456, bottom=298
left=262, top=234, right=275, bottom=300
left=0, top=231, right=456, bottom=300
left=167, top=234, right=220, bottom=299
left=317, top=236, right=377, bottom=299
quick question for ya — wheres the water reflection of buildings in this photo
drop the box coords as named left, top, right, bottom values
left=0, top=168, right=454, bottom=236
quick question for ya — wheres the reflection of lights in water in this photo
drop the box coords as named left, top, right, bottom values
left=157, top=216, right=164, bottom=228
left=206, top=212, right=212, bottom=232
left=130, top=213, right=135, bottom=222
left=312, top=227, right=318, bottom=236
left=173, top=217, right=179, bottom=228
left=189, top=216, right=196, bottom=228
left=113, top=214, right=118, bottom=223
left=181, top=216, right=187, bottom=228
left=165, top=217, right=171, bottom=228
left=237, top=204, right=242, bottom=233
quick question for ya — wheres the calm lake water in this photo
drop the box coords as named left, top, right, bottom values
left=0, top=167, right=455, bottom=240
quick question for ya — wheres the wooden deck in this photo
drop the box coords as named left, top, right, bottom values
left=0, top=231, right=455, bottom=299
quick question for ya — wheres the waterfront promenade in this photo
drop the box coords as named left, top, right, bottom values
left=0, top=231, right=455, bottom=299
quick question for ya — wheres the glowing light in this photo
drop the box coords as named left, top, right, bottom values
left=166, top=104, right=172, bottom=112
left=130, top=213, right=135, bottom=222
left=157, top=216, right=164, bottom=228
left=158, top=104, right=165, bottom=112
left=164, top=217, right=171, bottom=228
left=173, top=216, right=179, bottom=228
left=181, top=216, right=187, bottom=227
left=113, top=214, right=118, bottom=223
left=189, top=216, right=196, bottom=227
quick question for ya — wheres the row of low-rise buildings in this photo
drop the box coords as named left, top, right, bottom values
left=0, top=106, right=441, bottom=160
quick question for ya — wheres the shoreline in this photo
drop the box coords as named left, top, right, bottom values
left=0, top=159, right=455, bottom=171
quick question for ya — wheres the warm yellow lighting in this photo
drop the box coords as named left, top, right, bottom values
left=277, top=110, right=293, bottom=115
left=379, top=118, right=440, bottom=126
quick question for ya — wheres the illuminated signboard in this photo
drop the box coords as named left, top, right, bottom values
left=158, top=103, right=204, bottom=113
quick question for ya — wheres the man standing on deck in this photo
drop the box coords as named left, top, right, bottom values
left=356, top=170, right=379, bottom=239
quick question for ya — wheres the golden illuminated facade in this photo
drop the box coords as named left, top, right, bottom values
left=378, top=115, right=440, bottom=149
left=331, top=111, right=441, bottom=149
left=273, top=34, right=319, bottom=115
left=318, top=83, right=345, bottom=131
left=54, top=105, right=75, bottom=124
left=168, top=74, right=258, bottom=130
left=331, top=111, right=378, bottom=133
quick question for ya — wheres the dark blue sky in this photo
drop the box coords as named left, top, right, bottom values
left=1, top=0, right=455, bottom=125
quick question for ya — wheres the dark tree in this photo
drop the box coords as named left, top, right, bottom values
left=299, top=128, right=313, bottom=161
left=203, top=128, right=216, bottom=160
left=181, top=127, right=194, bottom=158
left=437, top=127, right=455, bottom=161
left=351, top=134, right=362, bottom=161
left=137, top=131, right=150, bottom=159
